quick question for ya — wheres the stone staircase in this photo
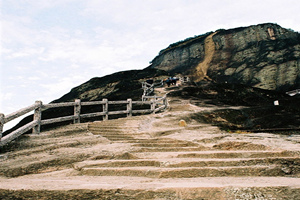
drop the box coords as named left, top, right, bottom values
left=88, top=118, right=141, bottom=142
left=1, top=89, right=300, bottom=199
left=73, top=114, right=300, bottom=199
left=84, top=121, right=300, bottom=178
left=76, top=150, right=299, bottom=178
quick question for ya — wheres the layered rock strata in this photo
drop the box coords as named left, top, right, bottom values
left=151, top=23, right=300, bottom=91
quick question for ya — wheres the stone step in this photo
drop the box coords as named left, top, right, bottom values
left=132, top=146, right=208, bottom=152
left=88, top=127, right=141, bottom=135
left=177, top=150, right=299, bottom=159
left=89, top=120, right=140, bottom=126
left=132, top=142, right=198, bottom=147
left=109, top=139, right=139, bottom=142
left=93, top=133, right=132, bottom=136
left=75, top=160, right=161, bottom=168
left=88, top=125, right=140, bottom=129
left=90, top=131, right=142, bottom=136
left=79, top=165, right=287, bottom=178
left=98, top=136, right=135, bottom=140
left=1, top=176, right=299, bottom=199
left=133, top=150, right=299, bottom=159
left=100, top=136, right=135, bottom=140
left=92, top=132, right=141, bottom=137
left=88, top=127, right=138, bottom=132
left=89, top=130, right=125, bottom=134
left=108, top=139, right=154, bottom=143
left=75, top=157, right=300, bottom=169
left=132, top=138, right=192, bottom=143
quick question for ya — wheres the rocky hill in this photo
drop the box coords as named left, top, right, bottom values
left=150, top=23, right=300, bottom=91
left=39, top=23, right=300, bottom=105
left=3, top=23, right=300, bottom=136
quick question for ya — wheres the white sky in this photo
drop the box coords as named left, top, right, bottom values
left=1, top=0, right=300, bottom=117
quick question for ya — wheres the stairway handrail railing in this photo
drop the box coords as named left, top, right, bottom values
left=286, top=89, right=300, bottom=96
left=0, top=96, right=168, bottom=147
left=142, top=80, right=164, bottom=98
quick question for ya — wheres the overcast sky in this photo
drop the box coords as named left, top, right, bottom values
left=1, top=0, right=300, bottom=123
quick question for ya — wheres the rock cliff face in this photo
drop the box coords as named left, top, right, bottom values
left=150, top=23, right=300, bottom=91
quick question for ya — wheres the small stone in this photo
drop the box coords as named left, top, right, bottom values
left=281, top=166, right=292, bottom=174
left=179, top=120, right=187, bottom=127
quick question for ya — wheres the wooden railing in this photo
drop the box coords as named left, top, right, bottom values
left=0, top=96, right=168, bottom=147
left=142, top=80, right=163, bottom=99
left=286, top=89, right=300, bottom=96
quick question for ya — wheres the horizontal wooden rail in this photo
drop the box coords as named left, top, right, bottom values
left=108, top=100, right=128, bottom=104
left=4, top=103, right=38, bottom=123
left=81, top=101, right=105, bottom=106
left=132, top=109, right=152, bottom=114
left=286, top=89, right=300, bottom=96
left=80, top=111, right=106, bottom=119
left=0, top=95, right=168, bottom=147
left=41, top=115, right=76, bottom=126
left=132, top=101, right=152, bottom=105
left=0, top=120, right=38, bottom=147
left=43, top=102, right=77, bottom=109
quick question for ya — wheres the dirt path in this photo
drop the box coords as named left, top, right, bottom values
left=0, top=87, right=300, bottom=199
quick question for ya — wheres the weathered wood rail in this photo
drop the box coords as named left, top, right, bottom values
left=286, top=89, right=300, bottom=96
left=142, top=80, right=163, bottom=99
left=0, top=96, right=168, bottom=147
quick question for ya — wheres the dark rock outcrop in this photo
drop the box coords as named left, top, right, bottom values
left=54, top=68, right=167, bottom=103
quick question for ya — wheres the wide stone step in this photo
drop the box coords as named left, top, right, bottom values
left=102, top=136, right=135, bottom=140
left=133, top=150, right=299, bottom=159
left=75, top=157, right=300, bottom=169
left=132, top=138, right=189, bottom=143
left=90, top=131, right=142, bottom=136
left=90, top=132, right=132, bottom=137
left=126, top=138, right=199, bottom=144
left=132, top=142, right=198, bottom=147
left=89, top=130, right=125, bottom=134
left=88, top=121, right=140, bottom=126
left=75, top=160, right=161, bottom=168
left=2, top=176, right=300, bottom=200
left=88, top=125, right=140, bottom=129
left=99, top=136, right=135, bottom=141
left=88, top=128, right=142, bottom=135
left=79, top=165, right=286, bottom=178
left=167, top=157, right=300, bottom=169
left=88, top=127, right=138, bottom=131
left=177, top=150, right=299, bottom=159
left=133, top=146, right=208, bottom=152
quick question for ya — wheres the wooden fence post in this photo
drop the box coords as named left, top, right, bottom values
left=32, top=101, right=42, bottom=134
left=102, top=99, right=108, bottom=121
left=151, top=98, right=156, bottom=114
left=163, top=95, right=168, bottom=109
left=0, top=113, right=4, bottom=138
left=127, top=99, right=132, bottom=117
left=74, top=99, right=81, bottom=124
